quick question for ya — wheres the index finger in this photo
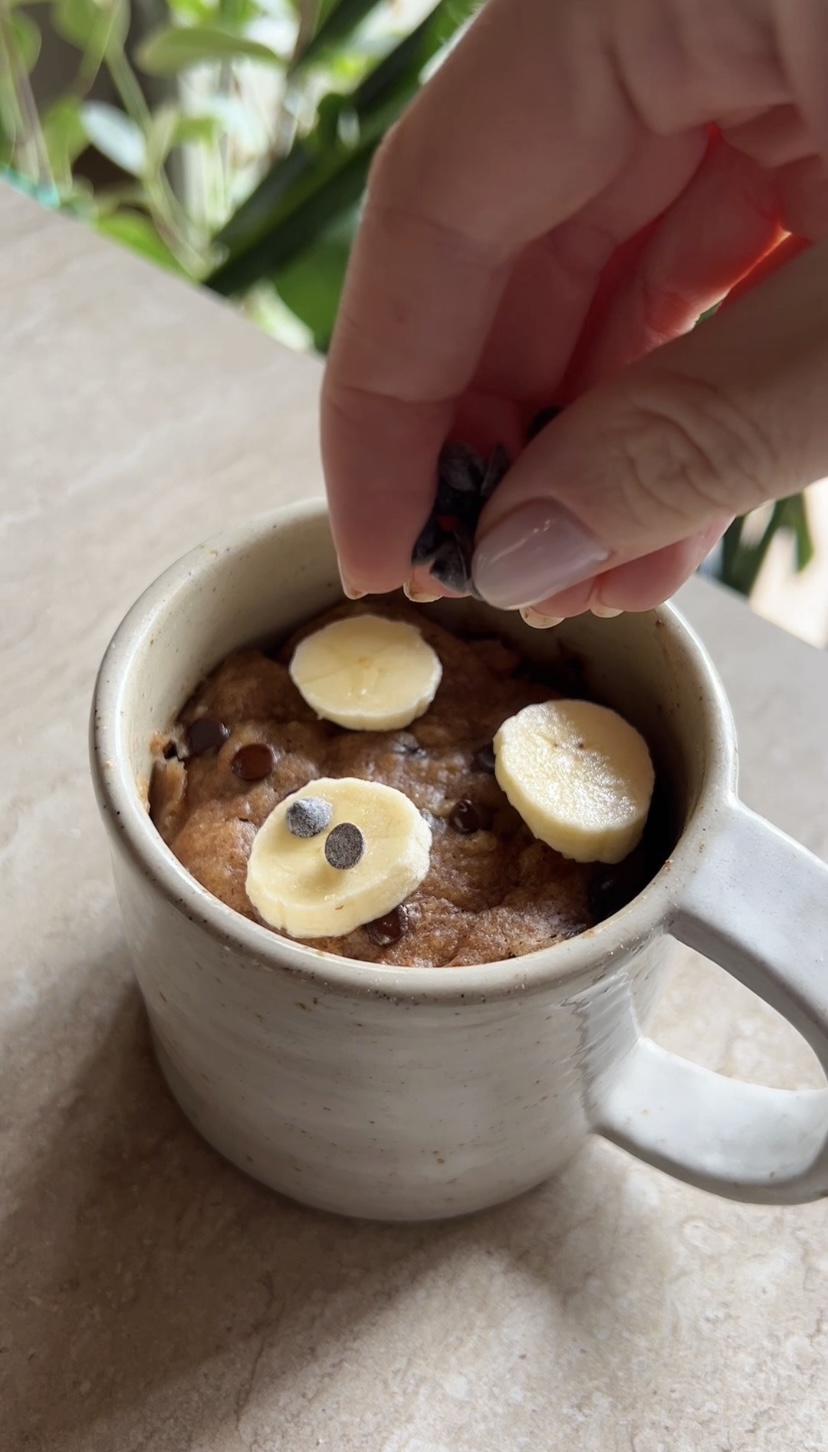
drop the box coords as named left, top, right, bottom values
left=322, top=0, right=795, bottom=594
left=322, top=0, right=637, bottom=593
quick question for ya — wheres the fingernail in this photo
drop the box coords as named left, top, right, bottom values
left=404, top=579, right=441, bottom=604
left=472, top=501, right=609, bottom=609
left=520, top=606, right=563, bottom=630
left=339, top=564, right=366, bottom=600
left=591, top=604, right=622, bottom=619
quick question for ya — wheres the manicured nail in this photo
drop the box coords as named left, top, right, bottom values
left=520, top=607, right=563, bottom=630
left=403, top=579, right=441, bottom=604
left=472, top=501, right=609, bottom=610
left=591, top=604, right=622, bottom=619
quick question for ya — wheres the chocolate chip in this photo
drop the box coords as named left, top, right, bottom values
left=429, top=532, right=473, bottom=595
left=449, top=799, right=492, bottom=834
left=231, top=742, right=275, bottom=781
left=472, top=743, right=496, bottom=774
left=286, top=796, right=332, bottom=838
left=526, top=404, right=563, bottom=441
left=186, top=717, right=229, bottom=756
left=365, top=905, right=408, bottom=946
left=480, top=442, right=510, bottom=501
left=162, top=739, right=179, bottom=761
left=438, top=441, right=486, bottom=497
left=411, top=516, right=444, bottom=567
left=411, top=442, right=511, bottom=588
left=324, top=822, right=365, bottom=870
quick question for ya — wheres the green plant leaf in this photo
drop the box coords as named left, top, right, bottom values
left=81, top=101, right=147, bottom=177
left=10, top=11, right=42, bottom=72
left=208, top=0, right=476, bottom=299
left=191, top=92, right=266, bottom=147
left=352, top=0, right=475, bottom=114
left=173, top=112, right=222, bottom=144
left=314, top=89, right=349, bottom=149
left=89, top=180, right=149, bottom=214
left=274, top=208, right=356, bottom=349
left=719, top=511, right=775, bottom=598
left=293, top=0, right=382, bottom=71
left=0, top=60, right=21, bottom=157
left=58, top=175, right=98, bottom=217
left=211, top=0, right=474, bottom=280
left=53, top=0, right=127, bottom=53
left=137, top=24, right=285, bottom=75
left=41, top=96, right=88, bottom=182
left=208, top=139, right=372, bottom=293
left=217, top=0, right=261, bottom=23
left=717, top=493, right=815, bottom=597
left=719, top=518, right=745, bottom=593
left=780, top=493, right=815, bottom=573
left=316, top=0, right=342, bottom=24
left=213, top=140, right=314, bottom=251
left=95, top=208, right=185, bottom=272
left=322, top=47, right=373, bottom=86
left=164, top=0, right=216, bottom=22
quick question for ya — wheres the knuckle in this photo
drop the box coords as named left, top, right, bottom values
left=367, top=119, right=502, bottom=269
left=605, top=373, right=774, bottom=529
left=636, top=270, right=700, bottom=348
left=541, top=220, right=618, bottom=289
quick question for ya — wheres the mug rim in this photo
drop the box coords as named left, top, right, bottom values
left=91, top=500, right=738, bottom=1004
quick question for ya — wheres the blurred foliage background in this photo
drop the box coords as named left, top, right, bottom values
left=0, top=0, right=817, bottom=601
left=0, top=0, right=470, bottom=347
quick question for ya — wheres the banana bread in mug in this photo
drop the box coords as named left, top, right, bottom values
left=149, top=601, right=670, bottom=967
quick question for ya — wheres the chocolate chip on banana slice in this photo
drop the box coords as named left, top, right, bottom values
left=246, top=777, right=432, bottom=938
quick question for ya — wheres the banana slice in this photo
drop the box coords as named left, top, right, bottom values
left=246, top=777, right=432, bottom=938
left=494, top=700, right=654, bottom=864
left=289, top=614, right=442, bottom=730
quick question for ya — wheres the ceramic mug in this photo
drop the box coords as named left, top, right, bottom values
left=91, top=501, right=828, bottom=1219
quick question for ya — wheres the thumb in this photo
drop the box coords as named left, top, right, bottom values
left=471, top=239, right=828, bottom=610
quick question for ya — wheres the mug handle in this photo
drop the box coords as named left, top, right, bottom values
left=591, top=798, right=828, bottom=1203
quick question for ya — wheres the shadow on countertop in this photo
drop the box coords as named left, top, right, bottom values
left=1, top=949, right=673, bottom=1452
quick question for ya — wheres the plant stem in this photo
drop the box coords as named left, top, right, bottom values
left=0, top=4, right=53, bottom=188
left=271, top=0, right=321, bottom=161
left=106, top=36, right=202, bottom=271
left=106, top=35, right=151, bottom=128
left=218, top=61, right=230, bottom=181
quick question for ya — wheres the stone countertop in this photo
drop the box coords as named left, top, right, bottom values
left=2, top=184, right=827, bottom=1452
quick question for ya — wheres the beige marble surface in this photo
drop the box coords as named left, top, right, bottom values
left=2, top=183, right=828, bottom=1452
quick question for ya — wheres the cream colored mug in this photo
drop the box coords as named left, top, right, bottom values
left=91, top=501, right=828, bottom=1219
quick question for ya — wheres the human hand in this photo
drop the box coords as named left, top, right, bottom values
left=321, top=0, right=828, bottom=622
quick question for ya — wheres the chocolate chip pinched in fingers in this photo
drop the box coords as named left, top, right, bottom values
left=408, top=409, right=566, bottom=598
left=410, top=442, right=510, bottom=596
left=149, top=601, right=666, bottom=968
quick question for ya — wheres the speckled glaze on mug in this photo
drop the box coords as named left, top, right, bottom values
left=91, top=502, right=828, bottom=1219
